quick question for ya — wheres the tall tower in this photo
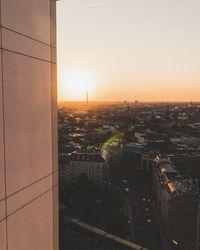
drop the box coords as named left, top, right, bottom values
left=165, top=103, right=171, bottom=121
left=86, top=91, right=89, bottom=105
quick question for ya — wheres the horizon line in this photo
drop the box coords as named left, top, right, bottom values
left=58, top=100, right=200, bottom=104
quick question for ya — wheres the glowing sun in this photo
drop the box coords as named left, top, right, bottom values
left=63, top=69, right=95, bottom=101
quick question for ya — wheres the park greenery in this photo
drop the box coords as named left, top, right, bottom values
left=59, top=173, right=128, bottom=237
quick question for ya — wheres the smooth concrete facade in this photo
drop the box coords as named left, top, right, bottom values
left=0, top=1, right=58, bottom=250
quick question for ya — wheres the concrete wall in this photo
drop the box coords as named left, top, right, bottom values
left=0, top=1, right=58, bottom=249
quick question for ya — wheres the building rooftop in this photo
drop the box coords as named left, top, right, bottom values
left=155, top=158, right=198, bottom=199
left=166, top=181, right=186, bottom=194
left=70, top=153, right=105, bottom=163
left=59, top=153, right=70, bottom=164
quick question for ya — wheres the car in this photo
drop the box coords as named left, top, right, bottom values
left=142, top=198, right=146, bottom=202
left=145, top=210, right=150, bottom=215
left=125, top=188, right=130, bottom=193
left=122, top=179, right=128, bottom=184
left=147, top=219, right=152, bottom=224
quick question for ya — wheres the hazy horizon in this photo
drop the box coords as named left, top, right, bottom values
left=57, top=0, right=200, bottom=102
left=58, top=100, right=200, bottom=105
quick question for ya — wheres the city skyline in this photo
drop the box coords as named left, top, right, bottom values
left=57, top=0, right=200, bottom=102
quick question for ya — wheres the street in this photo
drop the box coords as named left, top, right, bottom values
left=127, top=173, right=164, bottom=250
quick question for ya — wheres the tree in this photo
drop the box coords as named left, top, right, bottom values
left=59, top=185, right=75, bottom=205
left=76, top=173, right=95, bottom=194
left=78, top=192, right=96, bottom=222
left=102, top=192, right=124, bottom=211
left=106, top=209, right=128, bottom=237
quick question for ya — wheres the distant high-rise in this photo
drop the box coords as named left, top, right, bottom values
left=134, top=100, right=139, bottom=105
left=0, top=1, right=58, bottom=250
left=165, top=103, right=171, bottom=121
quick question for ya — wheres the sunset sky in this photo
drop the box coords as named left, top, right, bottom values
left=57, top=0, right=200, bottom=102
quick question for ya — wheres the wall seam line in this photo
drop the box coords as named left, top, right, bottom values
left=1, top=25, right=56, bottom=48
left=0, top=170, right=58, bottom=202
left=0, top=2, right=8, bottom=248
left=1, top=47, right=56, bottom=64
left=0, top=184, right=58, bottom=223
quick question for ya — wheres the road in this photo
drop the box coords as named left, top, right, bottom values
left=126, top=173, right=164, bottom=250
left=125, top=198, right=135, bottom=242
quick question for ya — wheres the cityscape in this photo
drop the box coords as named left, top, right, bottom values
left=1, top=1, right=200, bottom=250
left=59, top=101, right=200, bottom=250
left=57, top=2, right=200, bottom=248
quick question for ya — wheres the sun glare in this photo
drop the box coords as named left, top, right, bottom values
left=61, top=69, right=95, bottom=101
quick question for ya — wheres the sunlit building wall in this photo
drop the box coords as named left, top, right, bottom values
left=153, top=158, right=200, bottom=250
left=0, top=1, right=58, bottom=250
left=168, top=195, right=200, bottom=250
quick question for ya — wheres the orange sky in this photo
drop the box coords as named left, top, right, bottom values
left=57, top=0, right=200, bottom=102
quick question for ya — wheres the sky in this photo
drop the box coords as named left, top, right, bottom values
left=57, top=0, right=200, bottom=102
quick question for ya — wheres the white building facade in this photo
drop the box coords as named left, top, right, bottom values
left=61, top=153, right=109, bottom=187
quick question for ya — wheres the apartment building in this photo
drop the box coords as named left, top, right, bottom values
left=59, top=153, right=109, bottom=186
left=153, top=158, right=200, bottom=250
left=168, top=189, right=200, bottom=250
left=0, top=1, right=58, bottom=250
